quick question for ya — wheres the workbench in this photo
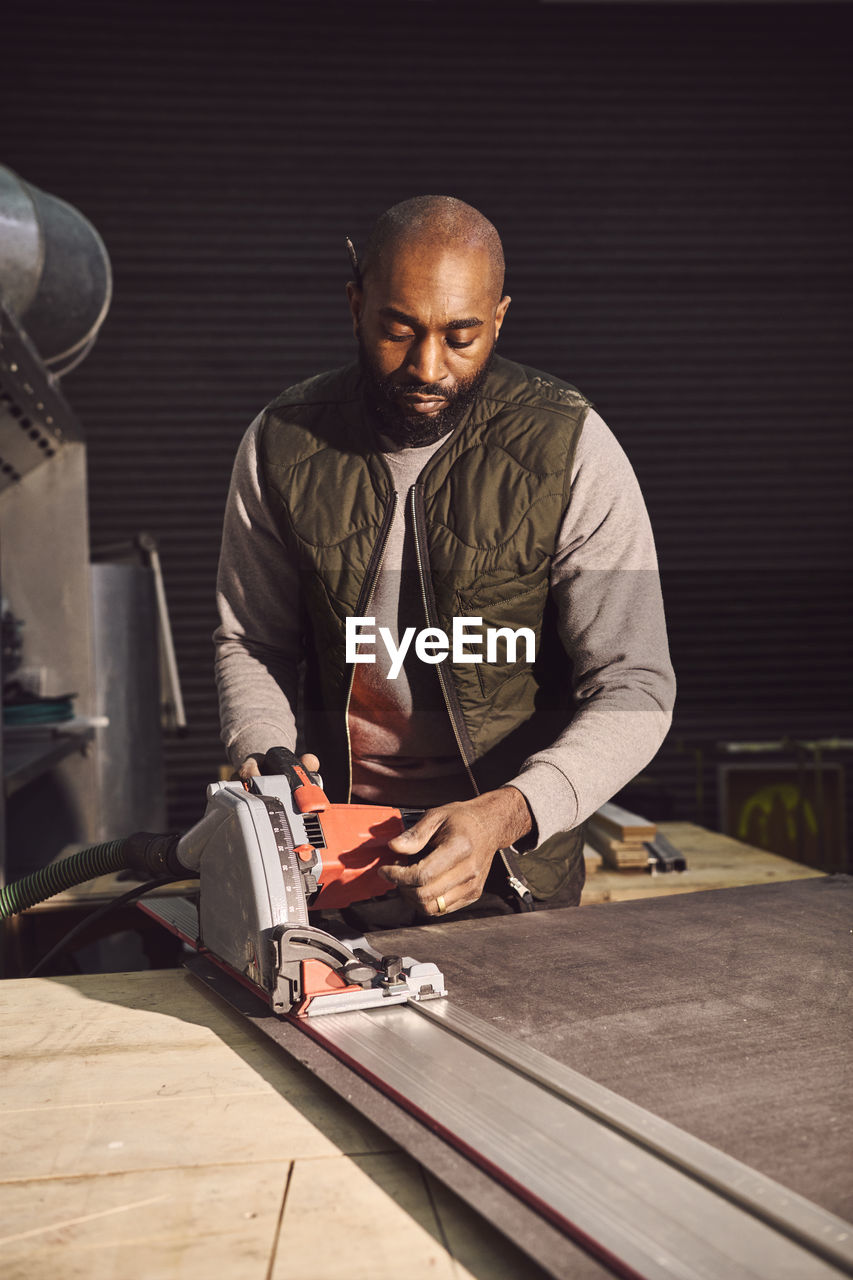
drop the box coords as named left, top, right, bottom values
left=2, top=876, right=850, bottom=1279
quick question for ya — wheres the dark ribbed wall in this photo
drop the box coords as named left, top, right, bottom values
left=3, top=3, right=851, bottom=857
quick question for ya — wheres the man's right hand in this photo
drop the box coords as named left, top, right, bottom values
left=237, top=752, right=320, bottom=781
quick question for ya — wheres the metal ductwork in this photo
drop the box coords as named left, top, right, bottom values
left=0, top=165, right=112, bottom=376
left=0, top=165, right=112, bottom=493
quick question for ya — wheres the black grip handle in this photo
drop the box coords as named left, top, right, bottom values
left=262, top=746, right=304, bottom=786
left=261, top=746, right=327, bottom=812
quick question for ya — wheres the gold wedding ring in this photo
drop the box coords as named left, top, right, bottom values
left=436, top=894, right=447, bottom=915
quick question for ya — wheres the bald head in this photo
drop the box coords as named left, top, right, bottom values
left=346, top=195, right=511, bottom=445
left=353, top=195, right=505, bottom=303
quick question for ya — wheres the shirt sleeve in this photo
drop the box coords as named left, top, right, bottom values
left=506, top=408, right=676, bottom=847
left=213, top=413, right=304, bottom=766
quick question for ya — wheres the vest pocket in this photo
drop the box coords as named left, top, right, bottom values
left=453, top=566, right=550, bottom=703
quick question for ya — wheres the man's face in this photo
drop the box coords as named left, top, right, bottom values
left=347, top=241, right=510, bottom=446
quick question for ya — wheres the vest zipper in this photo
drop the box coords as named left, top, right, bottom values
left=410, top=481, right=532, bottom=906
left=343, top=491, right=398, bottom=803
left=409, top=482, right=480, bottom=797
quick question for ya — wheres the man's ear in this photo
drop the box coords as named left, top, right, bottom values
left=346, top=281, right=363, bottom=337
left=494, top=294, right=511, bottom=339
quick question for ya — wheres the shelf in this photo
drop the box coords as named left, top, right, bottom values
left=3, top=720, right=97, bottom=798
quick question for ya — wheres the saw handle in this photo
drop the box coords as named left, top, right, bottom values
left=262, top=746, right=328, bottom=813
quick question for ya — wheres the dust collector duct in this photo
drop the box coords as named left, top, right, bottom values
left=0, top=165, right=112, bottom=376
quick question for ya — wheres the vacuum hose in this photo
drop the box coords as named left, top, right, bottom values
left=0, top=831, right=191, bottom=920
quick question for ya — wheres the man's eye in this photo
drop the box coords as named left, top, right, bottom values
left=447, top=338, right=474, bottom=349
left=384, top=332, right=412, bottom=343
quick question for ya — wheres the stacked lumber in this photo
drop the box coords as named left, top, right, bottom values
left=587, top=802, right=656, bottom=869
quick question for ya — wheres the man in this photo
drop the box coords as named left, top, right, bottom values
left=215, top=195, right=675, bottom=923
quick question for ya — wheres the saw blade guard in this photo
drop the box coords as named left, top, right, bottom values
left=176, top=782, right=307, bottom=991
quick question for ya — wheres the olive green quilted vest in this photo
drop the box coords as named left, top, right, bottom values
left=258, top=355, right=591, bottom=898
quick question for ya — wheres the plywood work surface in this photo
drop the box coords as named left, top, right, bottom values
left=580, top=820, right=823, bottom=903
left=0, top=969, right=552, bottom=1280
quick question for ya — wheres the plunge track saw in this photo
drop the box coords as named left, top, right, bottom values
left=0, top=747, right=447, bottom=1017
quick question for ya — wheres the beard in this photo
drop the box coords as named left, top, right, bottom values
left=358, top=333, right=495, bottom=447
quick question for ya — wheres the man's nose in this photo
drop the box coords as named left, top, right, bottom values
left=406, top=334, right=447, bottom=386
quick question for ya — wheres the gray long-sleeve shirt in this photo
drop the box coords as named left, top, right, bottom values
left=214, top=405, right=675, bottom=849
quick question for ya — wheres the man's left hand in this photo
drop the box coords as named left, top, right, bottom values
left=380, top=786, right=533, bottom=916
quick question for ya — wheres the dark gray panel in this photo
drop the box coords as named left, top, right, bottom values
left=370, top=876, right=853, bottom=1221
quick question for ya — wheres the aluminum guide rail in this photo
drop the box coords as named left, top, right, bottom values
left=413, top=1000, right=853, bottom=1271
left=299, top=999, right=853, bottom=1280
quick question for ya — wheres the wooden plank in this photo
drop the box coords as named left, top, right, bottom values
left=1, top=1039, right=294, bottom=1110
left=0, top=970, right=256, bottom=1051
left=274, top=1152, right=458, bottom=1280
left=585, top=823, right=649, bottom=869
left=592, top=802, right=656, bottom=841
left=0, top=971, right=389, bottom=1185
left=581, top=821, right=823, bottom=905
left=274, top=1152, right=553, bottom=1280
left=0, top=1091, right=385, bottom=1182
left=0, top=1161, right=289, bottom=1280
